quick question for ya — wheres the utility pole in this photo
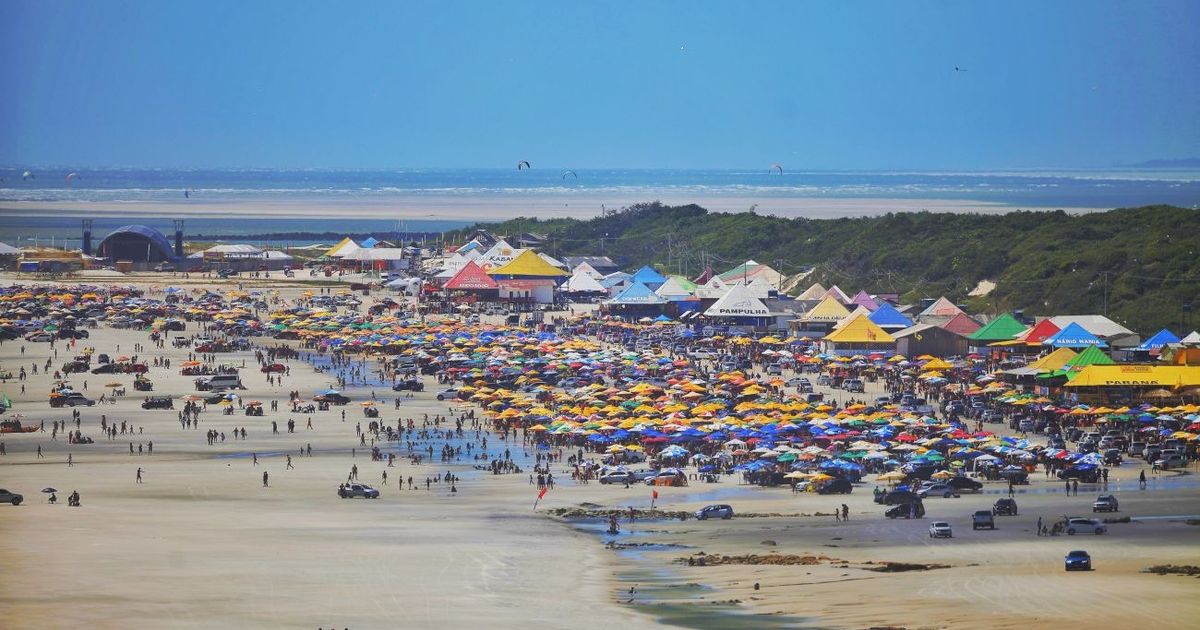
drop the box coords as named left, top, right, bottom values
left=1103, top=271, right=1108, bottom=317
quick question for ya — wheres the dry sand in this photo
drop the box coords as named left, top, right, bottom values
left=0, top=274, right=1196, bottom=630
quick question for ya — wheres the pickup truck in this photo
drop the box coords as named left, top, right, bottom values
left=972, top=510, right=996, bottom=530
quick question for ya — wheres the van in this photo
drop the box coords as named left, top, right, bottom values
left=201, top=374, right=243, bottom=391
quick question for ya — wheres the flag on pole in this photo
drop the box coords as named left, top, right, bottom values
left=533, top=486, right=548, bottom=511
left=651, top=489, right=658, bottom=511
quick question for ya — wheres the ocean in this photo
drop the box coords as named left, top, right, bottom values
left=1, top=167, right=1197, bottom=246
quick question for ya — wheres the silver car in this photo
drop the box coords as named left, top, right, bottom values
left=1065, top=518, right=1106, bottom=535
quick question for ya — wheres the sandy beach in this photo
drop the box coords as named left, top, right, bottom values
left=1, top=273, right=1197, bottom=629
left=0, top=196, right=1100, bottom=224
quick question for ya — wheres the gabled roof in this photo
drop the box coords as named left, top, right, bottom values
left=968, top=313, right=1026, bottom=341
left=600, top=272, right=632, bottom=289
left=610, top=282, right=667, bottom=305
left=488, top=250, right=569, bottom=277
left=693, top=265, right=715, bottom=285
left=630, top=265, right=667, bottom=285
left=796, top=282, right=827, bottom=300
left=1180, top=331, right=1200, bottom=344
left=480, top=239, right=518, bottom=263
left=444, top=260, right=499, bottom=290
left=325, top=237, right=359, bottom=258
left=704, top=283, right=771, bottom=317
left=564, top=271, right=606, bottom=293
left=359, top=236, right=379, bottom=248
left=849, top=290, right=879, bottom=311
left=1065, top=364, right=1200, bottom=388
left=456, top=239, right=485, bottom=254
left=1047, top=315, right=1135, bottom=340
left=833, top=305, right=874, bottom=330
left=823, top=314, right=895, bottom=344
left=820, top=285, right=851, bottom=304
left=538, top=252, right=568, bottom=269
left=1045, top=322, right=1107, bottom=348
left=939, top=312, right=982, bottom=336
left=0, top=242, right=21, bottom=255
left=920, top=296, right=964, bottom=318
left=802, top=296, right=851, bottom=322
left=868, top=302, right=914, bottom=329
left=1137, top=329, right=1180, bottom=351
left=717, top=260, right=784, bottom=287
left=571, top=261, right=603, bottom=279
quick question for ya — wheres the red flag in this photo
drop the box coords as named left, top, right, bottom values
left=538, top=487, right=548, bottom=500
left=652, top=490, right=659, bottom=500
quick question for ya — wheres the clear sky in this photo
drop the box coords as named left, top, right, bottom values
left=1, top=1, right=1197, bottom=170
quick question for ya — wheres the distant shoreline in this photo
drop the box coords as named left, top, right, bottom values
left=0, top=196, right=1104, bottom=223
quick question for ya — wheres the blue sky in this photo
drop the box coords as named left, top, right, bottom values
left=1, top=1, right=1197, bottom=170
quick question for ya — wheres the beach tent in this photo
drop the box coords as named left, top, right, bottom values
left=822, top=314, right=895, bottom=343
left=717, top=260, right=784, bottom=287
left=1041, top=344, right=1114, bottom=379
left=920, top=297, right=965, bottom=319
left=564, top=270, right=606, bottom=294
left=0, top=242, right=20, bottom=255
left=656, top=276, right=697, bottom=300
left=1028, top=347, right=1078, bottom=371
left=968, top=313, right=1027, bottom=342
left=538, top=252, right=569, bottom=270
left=796, top=282, right=827, bottom=301
left=833, top=306, right=874, bottom=330
left=1136, top=329, right=1180, bottom=352
left=480, top=240, right=518, bottom=266
left=704, top=283, right=771, bottom=317
left=694, top=275, right=730, bottom=299
left=1181, top=331, right=1200, bottom=345
left=1044, top=322, right=1107, bottom=348
left=630, top=265, right=667, bottom=289
left=359, top=236, right=379, bottom=248
left=488, top=250, right=569, bottom=278
left=324, top=237, right=360, bottom=258
left=456, top=239, right=486, bottom=254
left=1005, top=319, right=1060, bottom=345
left=444, top=260, right=499, bottom=291
left=849, top=290, right=879, bottom=311
left=939, top=312, right=982, bottom=336
left=610, top=281, right=668, bottom=305
left=868, top=302, right=914, bottom=330
left=801, top=296, right=852, bottom=323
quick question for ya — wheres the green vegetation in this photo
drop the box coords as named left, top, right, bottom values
left=449, top=204, right=1200, bottom=334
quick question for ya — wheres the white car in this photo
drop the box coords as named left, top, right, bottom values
left=435, top=388, right=460, bottom=401
left=1064, top=518, right=1107, bottom=535
left=928, top=521, right=953, bottom=538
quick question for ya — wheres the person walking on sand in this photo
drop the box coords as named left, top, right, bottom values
left=37, top=445, right=43, bottom=458
left=1037, top=516, right=1043, bottom=536
left=252, top=452, right=258, bottom=466
left=841, top=504, right=849, bottom=521
left=1139, top=469, right=1147, bottom=489
left=834, top=507, right=840, bottom=522
left=68, top=453, right=73, bottom=467
left=136, top=467, right=143, bottom=483
left=263, top=471, right=269, bottom=487
left=286, top=455, right=294, bottom=470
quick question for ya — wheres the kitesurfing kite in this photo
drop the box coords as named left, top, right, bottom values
left=769, top=164, right=783, bottom=175
left=561, top=170, right=577, bottom=180
left=22, top=170, right=34, bottom=180
left=517, top=160, right=531, bottom=170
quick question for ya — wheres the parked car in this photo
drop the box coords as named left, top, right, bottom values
left=51, top=393, right=94, bottom=408
left=57, top=329, right=89, bottom=339
left=992, top=498, right=1018, bottom=516
left=1064, top=518, right=1106, bottom=535
left=314, top=392, right=351, bottom=405
left=260, top=363, right=286, bottom=373
left=817, top=478, right=854, bottom=495
left=0, top=488, right=23, bottom=505
left=876, top=490, right=921, bottom=505
left=599, top=471, right=637, bottom=485
left=1092, top=494, right=1119, bottom=513
left=435, top=388, right=460, bottom=401
left=917, top=482, right=959, bottom=499
left=337, top=483, right=380, bottom=499
left=91, top=363, right=122, bottom=375
left=843, top=379, right=865, bottom=393
left=945, top=477, right=984, bottom=493
left=141, top=396, right=174, bottom=410
left=972, top=510, right=996, bottom=530
left=695, top=504, right=734, bottom=520
left=1155, top=453, right=1187, bottom=470
left=1065, top=550, right=1092, bottom=571
left=25, top=331, right=54, bottom=342
left=928, top=521, right=953, bottom=538
left=392, top=379, right=424, bottom=392
left=884, top=501, right=925, bottom=519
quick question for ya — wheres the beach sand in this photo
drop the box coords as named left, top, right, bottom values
left=0, top=195, right=1099, bottom=224
left=0, top=274, right=1196, bottom=629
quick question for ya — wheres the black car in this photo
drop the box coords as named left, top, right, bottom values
left=946, top=477, right=984, bottom=493
left=91, top=363, right=122, bottom=374
left=992, top=498, right=1018, bottom=516
left=876, top=490, right=920, bottom=505
left=391, top=379, right=425, bottom=392
left=141, top=396, right=174, bottom=410
left=817, top=478, right=854, bottom=495
left=1065, top=550, right=1091, bottom=571
left=316, top=393, right=351, bottom=405
left=884, top=501, right=925, bottom=519
left=1057, top=468, right=1100, bottom=483
left=58, top=329, right=89, bottom=339
left=997, top=469, right=1030, bottom=485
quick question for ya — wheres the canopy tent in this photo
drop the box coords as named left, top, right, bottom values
left=564, top=270, right=607, bottom=293
left=1029, top=347, right=1078, bottom=371
left=868, top=302, right=914, bottom=330
left=968, top=313, right=1027, bottom=342
left=630, top=265, right=667, bottom=289
left=0, top=242, right=21, bottom=255
left=359, top=236, right=379, bottom=248
left=538, top=252, right=569, bottom=270
left=444, top=260, right=499, bottom=291
left=1047, top=315, right=1135, bottom=341
left=1137, top=328, right=1180, bottom=352
left=796, top=282, right=827, bottom=301
left=1006, top=318, right=1060, bottom=345
left=656, top=276, right=698, bottom=300
left=717, top=260, right=784, bottom=287
left=939, top=312, right=982, bottom=336
left=848, top=290, right=879, bottom=311
left=1041, top=344, right=1114, bottom=379
left=609, top=282, right=668, bottom=305
left=822, top=314, right=895, bottom=343
left=456, top=239, right=486, bottom=254
left=802, top=296, right=852, bottom=323
left=479, top=240, right=518, bottom=265
left=704, top=283, right=771, bottom=318
left=571, top=261, right=603, bottom=279
left=1044, top=322, right=1107, bottom=348
left=920, top=296, right=965, bottom=318
left=488, top=250, right=569, bottom=278
left=324, top=237, right=359, bottom=258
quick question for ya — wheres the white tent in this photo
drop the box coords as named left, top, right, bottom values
left=480, top=240, right=518, bottom=266
left=655, top=276, right=695, bottom=300
left=571, top=261, right=603, bottom=279
left=704, top=283, right=771, bottom=318
left=565, top=271, right=606, bottom=293
left=694, top=276, right=729, bottom=300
